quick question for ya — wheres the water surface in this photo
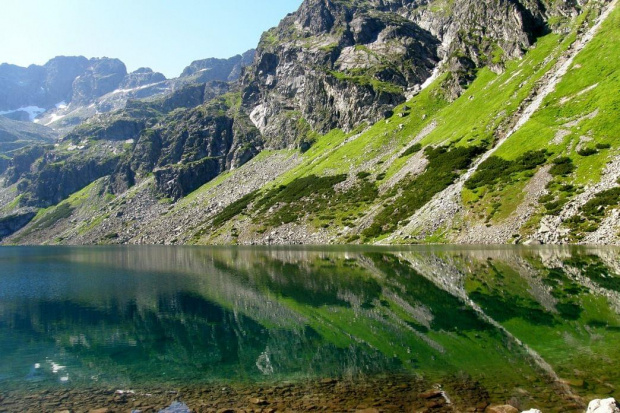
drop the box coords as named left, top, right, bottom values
left=0, top=245, right=619, bottom=410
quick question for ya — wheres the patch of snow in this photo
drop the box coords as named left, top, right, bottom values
left=45, top=113, right=66, bottom=125
left=55, top=101, right=68, bottom=109
left=406, top=63, right=443, bottom=100
left=0, top=106, right=47, bottom=121
left=109, top=81, right=164, bottom=95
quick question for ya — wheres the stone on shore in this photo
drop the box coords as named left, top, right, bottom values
left=587, top=398, right=620, bottom=413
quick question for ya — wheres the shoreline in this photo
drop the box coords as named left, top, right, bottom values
left=0, top=373, right=589, bottom=413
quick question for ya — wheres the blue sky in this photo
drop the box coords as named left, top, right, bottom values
left=0, top=0, right=302, bottom=78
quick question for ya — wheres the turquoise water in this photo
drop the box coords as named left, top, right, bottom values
left=0, top=245, right=619, bottom=408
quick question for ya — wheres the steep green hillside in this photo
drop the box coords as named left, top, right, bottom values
left=180, top=1, right=620, bottom=246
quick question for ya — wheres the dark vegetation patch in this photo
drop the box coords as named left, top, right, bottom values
left=464, top=150, right=548, bottom=190
left=205, top=173, right=377, bottom=233
left=469, top=290, right=555, bottom=325
left=211, top=190, right=259, bottom=228
left=13, top=203, right=75, bottom=241
left=255, top=175, right=347, bottom=211
left=215, top=255, right=382, bottom=308
left=363, top=145, right=485, bottom=238
left=34, top=204, right=74, bottom=231
left=542, top=268, right=584, bottom=320
left=399, top=143, right=422, bottom=158
left=549, top=156, right=575, bottom=177
left=255, top=175, right=348, bottom=226
left=539, top=174, right=580, bottom=217
left=565, top=187, right=620, bottom=236
left=577, top=147, right=598, bottom=157
left=564, top=255, right=620, bottom=292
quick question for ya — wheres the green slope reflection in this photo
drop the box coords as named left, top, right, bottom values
left=0, top=246, right=619, bottom=407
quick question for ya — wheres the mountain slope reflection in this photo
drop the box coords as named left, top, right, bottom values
left=0, top=246, right=618, bottom=408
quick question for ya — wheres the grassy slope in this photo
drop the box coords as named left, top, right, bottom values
left=478, top=5, right=620, bottom=237
left=186, top=3, right=615, bottom=245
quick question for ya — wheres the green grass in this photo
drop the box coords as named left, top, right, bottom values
left=497, top=5, right=620, bottom=183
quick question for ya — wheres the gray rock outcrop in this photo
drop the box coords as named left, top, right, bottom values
left=587, top=398, right=620, bottom=413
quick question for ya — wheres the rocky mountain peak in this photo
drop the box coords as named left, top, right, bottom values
left=120, top=68, right=167, bottom=89
left=71, top=57, right=128, bottom=104
left=180, top=50, right=256, bottom=82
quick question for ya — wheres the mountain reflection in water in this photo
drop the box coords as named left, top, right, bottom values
left=0, top=245, right=619, bottom=409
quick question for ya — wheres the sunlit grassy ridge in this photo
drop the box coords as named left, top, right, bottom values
left=189, top=5, right=616, bottom=244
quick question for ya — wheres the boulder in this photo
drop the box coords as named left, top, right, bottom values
left=587, top=398, right=620, bottom=413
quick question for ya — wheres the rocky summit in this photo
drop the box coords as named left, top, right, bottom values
left=0, top=0, right=619, bottom=246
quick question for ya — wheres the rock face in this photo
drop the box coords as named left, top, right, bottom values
left=137, top=100, right=261, bottom=199
left=0, top=50, right=256, bottom=133
left=18, top=154, right=119, bottom=207
left=239, top=0, right=588, bottom=149
left=0, top=56, right=89, bottom=112
left=0, top=57, right=129, bottom=112
left=120, top=67, right=167, bottom=89
left=71, top=58, right=128, bottom=104
left=0, top=211, right=36, bottom=239
left=241, top=0, right=439, bottom=147
left=4, top=145, right=49, bottom=185
left=587, top=398, right=620, bottom=413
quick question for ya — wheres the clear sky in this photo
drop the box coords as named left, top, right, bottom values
left=0, top=0, right=302, bottom=78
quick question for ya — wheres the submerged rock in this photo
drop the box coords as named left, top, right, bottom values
left=587, top=398, right=620, bottom=413
left=486, top=406, right=519, bottom=413
left=159, top=401, right=191, bottom=413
